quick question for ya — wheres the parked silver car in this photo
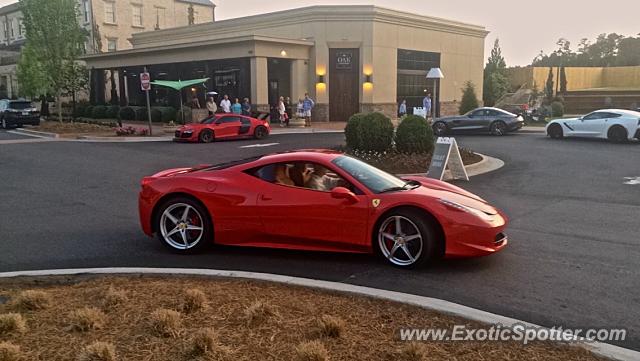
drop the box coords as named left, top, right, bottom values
left=432, top=107, right=524, bottom=136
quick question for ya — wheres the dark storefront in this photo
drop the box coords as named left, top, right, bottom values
left=396, top=49, right=441, bottom=115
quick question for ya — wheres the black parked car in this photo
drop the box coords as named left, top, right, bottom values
left=0, top=99, right=40, bottom=129
left=432, top=107, right=524, bottom=136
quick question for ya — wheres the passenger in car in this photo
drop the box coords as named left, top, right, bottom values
left=274, top=164, right=294, bottom=186
left=289, top=162, right=311, bottom=187
left=306, top=165, right=342, bottom=191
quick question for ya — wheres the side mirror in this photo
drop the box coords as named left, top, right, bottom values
left=331, top=187, right=358, bottom=203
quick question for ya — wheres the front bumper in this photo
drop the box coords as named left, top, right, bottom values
left=4, top=114, right=40, bottom=126
left=173, top=130, right=197, bottom=142
left=443, top=211, right=509, bottom=258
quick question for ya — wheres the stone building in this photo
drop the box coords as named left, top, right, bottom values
left=84, top=5, right=487, bottom=120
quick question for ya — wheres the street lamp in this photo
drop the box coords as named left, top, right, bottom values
left=426, top=68, right=444, bottom=118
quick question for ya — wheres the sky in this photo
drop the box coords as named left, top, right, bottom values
left=2, top=0, right=638, bottom=66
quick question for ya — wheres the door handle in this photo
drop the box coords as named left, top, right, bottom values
left=260, top=194, right=272, bottom=201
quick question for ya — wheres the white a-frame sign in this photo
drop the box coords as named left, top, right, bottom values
left=427, top=137, right=469, bottom=181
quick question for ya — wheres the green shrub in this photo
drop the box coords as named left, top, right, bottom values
left=105, top=105, right=120, bottom=119
left=84, top=105, right=94, bottom=118
left=551, top=101, right=564, bottom=117
left=344, top=113, right=368, bottom=150
left=348, top=112, right=394, bottom=152
left=176, top=106, right=192, bottom=124
left=151, top=106, right=177, bottom=123
left=395, top=115, right=435, bottom=154
left=361, top=112, right=394, bottom=152
left=73, top=102, right=89, bottom=118
left=459, top=81, right=480, bottom=115
left=119, top=106, right=141, bottom=121
left=91, top=105, right=107, bottom=119
left=135, top=107, right=148, bottom=121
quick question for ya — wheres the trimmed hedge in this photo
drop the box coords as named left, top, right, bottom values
left=119, top=106, right=142, bottom=121
left=345, top=112, right=394, bottom=152
left=105, top=105, right=120, bottom=119
left=395, top=115, right=435, bottom=154
left=151, top=106, right=177, bottom=123
left=551, top=101, right=564, bottom=117
left=84, top=105, right=94, bottom=118
left=91, top=105, right=108, bottom=119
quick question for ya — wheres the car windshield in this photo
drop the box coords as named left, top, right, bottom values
left=9, top=101, right=33, bottom=110
left=332, top=155, right=414, bottom=194
left=200, top=115, right=219, bottom=125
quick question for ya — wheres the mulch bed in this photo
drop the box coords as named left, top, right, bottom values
left=0, top=276, right=604, bottom=361
left=343, top=148, right=482, bottom=175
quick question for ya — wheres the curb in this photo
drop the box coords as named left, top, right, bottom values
left=0, top=267, right=636, bottom=361
left=270, top=129, right=345, bottom=135
left=9, top=129, right=60, bottom=139
left=398, top=153, right=504, bottom=179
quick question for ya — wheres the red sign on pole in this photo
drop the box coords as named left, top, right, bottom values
left=140, top=72, right=151, bottom=91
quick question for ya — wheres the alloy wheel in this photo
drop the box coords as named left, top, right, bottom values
left=159, top=203, right=205, bottom=250
left=433, top=122, right=447, bottom=136
left=378, top=216, right=424, bottom=267
left=491, top=121, right=506, bottom=136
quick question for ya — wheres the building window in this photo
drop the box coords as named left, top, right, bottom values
left=397, top=49, right=441, bottom=110
left=104, top=1, right=116, bottom=24
left=18, top=19, right=23, bottom=37
left=132, top=4, right=143, bottom=27
left=154, top=6, right=166, bottom=29
left=107, top=38, right=117, bottom=52
left=10, top=18, right=15, bottom=39
left=82, top=0, right=90, bottom=23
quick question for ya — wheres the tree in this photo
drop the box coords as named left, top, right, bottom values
left=19, top=0, right=88, bottom=122
left=559, top=66, right=567, bottom=94
left=545, top=67, right=554, bottom=100
left=62, top=61, right=89, bottom=118
left=483, top=39, right=509, bottom=106
left=459, top=81, right=479, bottom=114
left=16, top=43, right=49, bottom=99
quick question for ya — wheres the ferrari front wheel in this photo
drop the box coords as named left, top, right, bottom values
left=376, top=210, right=436, bottom=268
left=156, top=197, right=212, bottom=253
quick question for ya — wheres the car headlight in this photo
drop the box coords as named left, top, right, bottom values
left=183, top=130, right=193, bottom=134
left=439, top=199, right=494, bottom=221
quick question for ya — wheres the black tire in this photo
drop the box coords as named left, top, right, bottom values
left=373, top=209, right=438, bottom=269
left=432, top=122, right=448, bottom=137
left=154, top=196, right=213, bottom=254
left=547, top=123, right=563, bottom=139
left=607, top=126, right=628, bottom=143
left=490, top=121, right=507, bottom=136
left=254, top=125, right=268, bottom=140
left=199, top=129, right=214, bottom=143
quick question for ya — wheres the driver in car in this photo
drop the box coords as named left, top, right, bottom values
left=306, top=165, right=343, bottom=191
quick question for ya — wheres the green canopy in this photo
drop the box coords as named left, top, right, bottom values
left=150, top=78, right=210, bottom=91
left=149, top=78, right=210, bottom=124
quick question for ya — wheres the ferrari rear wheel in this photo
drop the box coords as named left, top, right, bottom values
left=490, top=121, right=507, bottom=136
left=156, top=197, right=212, bottom=253
left=199, top=129, right=214, bottom=143
left=376, top=210, right=436, bottom=268
left=254, top=125, right=268, bottom=139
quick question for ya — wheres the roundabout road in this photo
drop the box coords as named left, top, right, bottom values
left=0, top=131, right=639, bottom=350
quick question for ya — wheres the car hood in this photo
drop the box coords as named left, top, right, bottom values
left=402, top=175, right=498, bottom=215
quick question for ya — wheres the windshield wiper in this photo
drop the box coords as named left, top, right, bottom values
left=379, top=181, right=419, bottom=194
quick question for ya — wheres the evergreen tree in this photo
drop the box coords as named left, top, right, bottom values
left=459, top=81, right=479, bottom=114
left=545, top=67, right=555, bottom=100
left=559, top=67, right=567, bottom=94
left=483, top=39, right=509, bottom=106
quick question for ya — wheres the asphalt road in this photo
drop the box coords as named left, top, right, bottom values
left=1, top=130, right=639, bottom=349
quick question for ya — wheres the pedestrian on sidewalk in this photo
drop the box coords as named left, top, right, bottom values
left=242, top=98, right=252, bottom=116
left=302, top=93, right=315, bottom=127
left=190, top=95, right=201, bottom=109
left=206, top=96, right=217, bottom=116
left=399, top=99, right=407, bottom=117
left=220, top=95, right=231, bottom=113
left=232, top=98, right=242, bottom=114
left=423, top=93, right=432, bottom=119
left=278, top=96, right=288, bottom=127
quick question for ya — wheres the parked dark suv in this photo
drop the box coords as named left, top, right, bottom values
left=0, top=99, right=40, bottom=129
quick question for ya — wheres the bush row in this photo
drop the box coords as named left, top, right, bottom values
left=73, top=104, right=179, bottom=123
left=345, top=113, right=435, bottom=154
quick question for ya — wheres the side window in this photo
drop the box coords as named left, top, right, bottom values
left=220, top=116, right=241, bottom=124
left=240, top=117, right=251, bottom=125
left=470, top=110, right=484, bottom=117
left=489, top=110, right=501, bottom=117
left=583, top=112, right=604, bottom=120
left=606, top=112, right=622, bottom=119
left=249, top=162, right=353, bottom=193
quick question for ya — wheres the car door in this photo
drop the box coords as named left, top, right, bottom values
left=457, top=109, right=487, bottom=131
left=574, top=112, right=607, bottom=137
left=251, top=161, right=370, bottom=252
left=213, top=115, right=242, bottom=138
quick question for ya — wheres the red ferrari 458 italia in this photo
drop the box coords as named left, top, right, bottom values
left=139, top=150, right=508, bottom=268
left=174, top=114, right=270, bottom=143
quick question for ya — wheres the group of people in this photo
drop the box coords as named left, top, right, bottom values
left=191, top=94, right=252, bottom=116
left=398, top=93, right=432, bottom=118
left=274, top=163, right=344, bottom=192
left=276, top=93, right=315, bottom=128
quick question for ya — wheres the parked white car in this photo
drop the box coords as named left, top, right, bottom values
left=546, top=109, right=640, bottom=142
